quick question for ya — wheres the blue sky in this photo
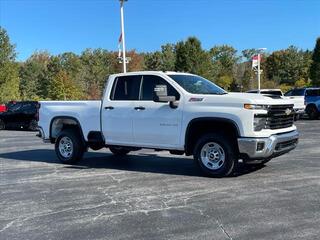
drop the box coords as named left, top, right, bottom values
left=1, top=0, right=319, bottom=61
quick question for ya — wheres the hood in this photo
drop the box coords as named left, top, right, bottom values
left=194, top=92, right=293, bottom=108
left=227, top=92, right=293, bottom=105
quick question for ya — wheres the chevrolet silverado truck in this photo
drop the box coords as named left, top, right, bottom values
left=38, top=71, right=299, bottom=177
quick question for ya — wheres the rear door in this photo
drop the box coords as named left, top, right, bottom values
left=132, top=75, right=183, bottom=149
left=101, top=75, right=142, bottom=145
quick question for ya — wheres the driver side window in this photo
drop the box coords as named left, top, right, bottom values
left=140, top=75, right=180, bottom=101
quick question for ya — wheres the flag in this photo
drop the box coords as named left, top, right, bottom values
left=252, top=55, right=259, bottom=69
left=118, top=33, right=122, bottom=58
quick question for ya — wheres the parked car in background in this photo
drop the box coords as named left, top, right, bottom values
left=284, top=88, right=320, bottom=120
left=246, top=89, right=305, bottom=120
left=0, top=101, right=39, bottom=130
left=0, top=104, right=7, bottom=113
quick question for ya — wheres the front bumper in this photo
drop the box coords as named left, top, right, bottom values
left=237, top=130, right=299, bottom=160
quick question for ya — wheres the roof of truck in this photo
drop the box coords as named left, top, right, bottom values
left=111, top=71, right=195, bottom=77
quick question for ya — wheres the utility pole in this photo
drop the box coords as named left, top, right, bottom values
left=119, top=0, right=127, bottom=73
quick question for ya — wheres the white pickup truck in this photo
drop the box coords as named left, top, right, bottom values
left=38, top=71, right=299, bottom=177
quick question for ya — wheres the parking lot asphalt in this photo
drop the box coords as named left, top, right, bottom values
left=0, top=120, right=319, bottom=240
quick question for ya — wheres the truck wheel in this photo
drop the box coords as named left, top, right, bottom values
left=28, top=120, right=38, bottom=131
left=306, top=105, right=319, bottom=120
left=0, top=119, right=5, bottom=130
left=109, top=146, right=130, bottom=156
left=55, top=129, right=85, bottom=164
left=194, top=133, right=237, bottom=177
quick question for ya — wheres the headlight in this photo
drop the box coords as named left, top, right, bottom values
left=254, top=115, right=267, bottom=131
left=244, top=104, right=269, bottom=110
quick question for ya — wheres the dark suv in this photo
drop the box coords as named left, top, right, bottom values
left=285, top=88, right=320, bottom=119
left=0, top=101, right=39, bottom=131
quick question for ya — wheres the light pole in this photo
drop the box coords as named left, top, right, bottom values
left=119, top=0, right=127, bottom=73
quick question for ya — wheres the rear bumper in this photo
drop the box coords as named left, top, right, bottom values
left=237, top=130, right=299, bottom=160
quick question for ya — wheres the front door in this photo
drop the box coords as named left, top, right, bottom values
left=132, top=75, right=183, bottom=149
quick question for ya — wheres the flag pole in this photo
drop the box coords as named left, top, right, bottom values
left=120, top=0, right=127, bottom=73
left=257, top=53, right=261, bottom=93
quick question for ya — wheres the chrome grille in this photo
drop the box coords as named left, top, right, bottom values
left=266, top=105, right=294, bottom=130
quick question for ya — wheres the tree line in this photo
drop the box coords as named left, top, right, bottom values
left=0, top=26, right=320, bottom=103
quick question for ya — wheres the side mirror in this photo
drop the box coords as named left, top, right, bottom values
left=153, top=85, right=178, bottom=108
left=153, top=85, right=173, bottom=102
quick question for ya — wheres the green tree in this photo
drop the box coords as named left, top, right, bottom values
left=0, top=27, right=20, bottom=102
left=310, top=37, right=320, bottom=86
left=209, top=45, right=239, bottom=90
left=144, top=44, right=176, bottom=71
left=144, top=51, right=163, bottom=71
left=79, top=49, right=116, bottom=99
left=175, top=37, right=212, bottom=79
left=49, top=70, right=83, bottom=100
left=19, top=51, right=51, bottom=100
left=266, top=46, right=312, bottom=86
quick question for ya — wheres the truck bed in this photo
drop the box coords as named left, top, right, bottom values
left=39, top=101, right=101, bottom=141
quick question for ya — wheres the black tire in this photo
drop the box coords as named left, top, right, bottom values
left=0, top=119, right=5, bottom=130
left=193, top=133, right=237, bottom=177
left=55, top=129, right=85, bottom=164
left=28, top=120, right=38, bottom=131
left=109, top=146, right=130, bottom=156
left=306, top=105, right=319, bottom=120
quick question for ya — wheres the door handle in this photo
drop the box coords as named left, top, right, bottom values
left=134, top=106, right=145, bottom=110
left=104, top=106, right=114, bottom=110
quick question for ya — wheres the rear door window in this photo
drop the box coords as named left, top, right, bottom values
left=111, top=75, right=142, bottom=101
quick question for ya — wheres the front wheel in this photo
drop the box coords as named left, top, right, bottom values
left=194, top=133, right=237, bottom=177
left=55, top=129, right=85, bottom=164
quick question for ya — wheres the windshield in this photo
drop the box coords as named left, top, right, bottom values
left=168, top=74, right=227, bottom=95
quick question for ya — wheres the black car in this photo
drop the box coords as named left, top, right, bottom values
left=0, top=101, right=39, bottom=131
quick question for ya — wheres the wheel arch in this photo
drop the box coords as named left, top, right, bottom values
left=49, top=116, right=85, bottom=144
left=184, top=117, right=240, bottom=156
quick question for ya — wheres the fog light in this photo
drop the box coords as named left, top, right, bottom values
left=256, top=142, right=265, bottom=151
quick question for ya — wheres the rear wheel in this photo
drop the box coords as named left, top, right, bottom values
left=0, top=119, right=5, bottom=130
left=55, top=129, right=85, bottom=164
left=109, top=146, right=130, bottom=156
left=306, top=105, right=319, bottom=120
left=193, top=133, right=237, bottom=177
